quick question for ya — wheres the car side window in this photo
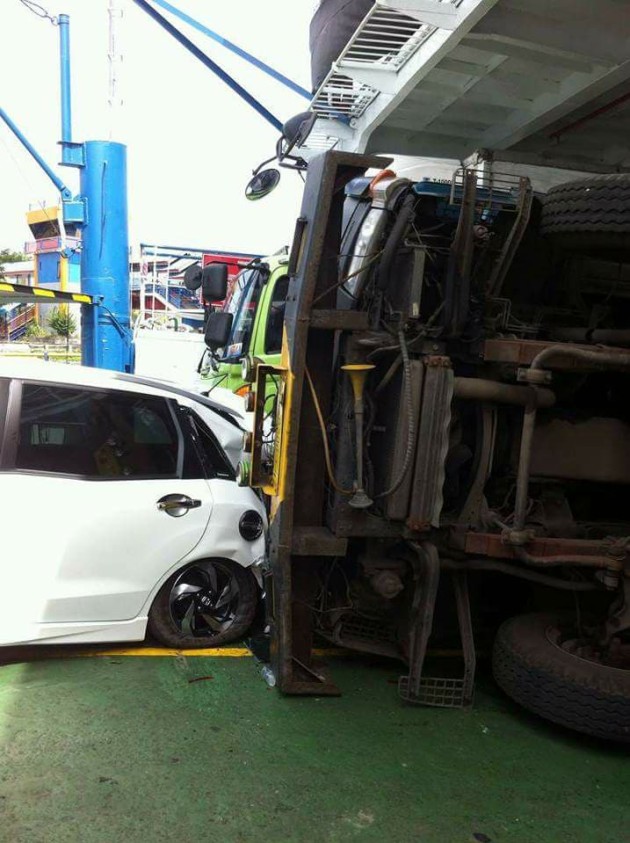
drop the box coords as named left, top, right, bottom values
left=264, top=275, right=289, bottom=355
left=15, top=383, right=180, bottom=479
left=187, top=411, right=235, bottom=481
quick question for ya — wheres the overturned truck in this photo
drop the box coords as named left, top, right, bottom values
left=244, top=153, right=630, bottom=742
left=242, top=0, right=630, bottom=741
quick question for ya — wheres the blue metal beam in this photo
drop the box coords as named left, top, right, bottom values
left=58, top=14, right=72, bottom=145
left=132, top=0, right=284, bottom=132
left=150, top=0, right=311, bottom=100
left=0, top=107, right=72, bottom=198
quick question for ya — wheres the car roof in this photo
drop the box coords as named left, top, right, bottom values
left=0, top=359, right=243, bottom=428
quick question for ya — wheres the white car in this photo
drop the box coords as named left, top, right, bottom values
left=0, top=360, right=266, bottom=648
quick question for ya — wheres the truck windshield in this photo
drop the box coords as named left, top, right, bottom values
left=220, top=267, right=264, bottom=360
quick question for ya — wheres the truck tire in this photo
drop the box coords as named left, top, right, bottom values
left=492, top=612, right=630, bottom=743
left=540, top=174, right=630, bottom=250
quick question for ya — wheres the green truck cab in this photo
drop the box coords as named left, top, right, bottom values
left=200, top=255, right=290, bottom=396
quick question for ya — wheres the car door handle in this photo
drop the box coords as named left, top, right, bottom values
left=157, top=494, right=202, bottom=517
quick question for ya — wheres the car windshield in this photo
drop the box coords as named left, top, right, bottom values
left=219, top=267, right=264, bottom=360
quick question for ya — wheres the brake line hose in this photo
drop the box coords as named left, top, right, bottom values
left=305, top=366, right=353, bottom=495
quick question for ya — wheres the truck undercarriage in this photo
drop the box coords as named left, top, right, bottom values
left=246, top=151, right=630, bottom=742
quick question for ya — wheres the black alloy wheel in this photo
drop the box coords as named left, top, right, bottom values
left=148, top=559, right=258, bottom=648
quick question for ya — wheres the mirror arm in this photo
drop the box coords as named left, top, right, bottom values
left=252, top=153, right=279, bottom=176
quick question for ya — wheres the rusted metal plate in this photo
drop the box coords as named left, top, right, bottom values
left=464, top=532, right=607, bottom=560
left=483, top=338, right=630, bottom=368
left=529, top=417, right=630, bottom=485
left=291, top=527, right=348, bottom=556
left=333, top=505, right=404, bottom=538
left=309, top=309, right=370, bottom=331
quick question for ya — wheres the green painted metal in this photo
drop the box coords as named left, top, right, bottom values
left=0, top=653, right=627, bottom=842
left=203, top=255, right=289, bottom=396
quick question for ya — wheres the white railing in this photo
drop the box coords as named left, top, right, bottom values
left=310, top=1, right=462, bottom=125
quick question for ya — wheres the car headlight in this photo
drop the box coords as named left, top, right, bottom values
left=239, top=509, right=264, bottom=541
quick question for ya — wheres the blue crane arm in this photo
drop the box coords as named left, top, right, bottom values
left=132, top=0, right=284, bottom=133
left=0, top=107, right=72, bottom=199
left=151, top=0, right=311, bottom=100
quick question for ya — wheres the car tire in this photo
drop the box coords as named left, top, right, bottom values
left=147, top=559, right=258, bottom=648
left=492, top=612, right=630, bottom=743
left=540, top=174, right=630, bottom=251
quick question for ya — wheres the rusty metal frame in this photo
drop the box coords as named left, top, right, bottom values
left=442, top=168, right=476, bottom=337
left=399, top=542, right=476, bottom=709
left=267, top=150, right=391, bottom=695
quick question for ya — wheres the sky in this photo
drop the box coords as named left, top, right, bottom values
left=0, top=0, right=316, bottom=256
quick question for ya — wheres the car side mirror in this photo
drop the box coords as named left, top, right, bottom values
left=202, top=263, right=229, bottom=301
left=204, top=311, right=233, bottom=350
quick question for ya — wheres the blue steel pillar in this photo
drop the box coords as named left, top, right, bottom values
left=58, top=14, right=73, bottom=146
left=80, top=140, right=133, bottom=372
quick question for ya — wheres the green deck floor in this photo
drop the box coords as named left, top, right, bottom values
left=0, top=650, right=628, bottom=843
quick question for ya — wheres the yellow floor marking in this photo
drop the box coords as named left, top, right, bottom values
left=78, top=646, right=252, bottom=658
left=75, top=646, right=346, bottom=658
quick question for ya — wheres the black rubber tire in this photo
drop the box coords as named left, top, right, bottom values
left=492, top=612, right=630, bottom=743
left=540, top=174, right=630, bottom=251
left=147, top=559, right=258, bottom=648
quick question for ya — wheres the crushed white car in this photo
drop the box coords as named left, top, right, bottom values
left=0, top=360, right=265, bottom=648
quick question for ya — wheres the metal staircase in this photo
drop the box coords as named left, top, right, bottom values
left=0, top=303, right=37, bottom=341
left=130, top=281, right=204, bottom=326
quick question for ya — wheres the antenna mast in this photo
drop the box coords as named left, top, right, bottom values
left=108, top=0, right=124, bottom=138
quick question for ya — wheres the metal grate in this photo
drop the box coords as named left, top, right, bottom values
left=341, top=8, right=436, bottom=71
left=311, top=73, right=380, bottom=122
left=310, top=1, right=462, bottom=123
left=302, top=131, right=341, bottom=152
left=399, top=675, right=470, bottom=708
left=339, top=616, right=397, bottom=644
left=449, top=167, right=523, bottom=213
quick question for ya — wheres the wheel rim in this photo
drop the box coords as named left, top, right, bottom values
left=169, top=562, right=241, bottom=638
left=546, top=623, right=630, bottom=672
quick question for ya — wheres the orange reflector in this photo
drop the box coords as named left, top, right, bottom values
left=235, top=385, right=250, bottom=397
left=369, top=169, right=397, bottom=196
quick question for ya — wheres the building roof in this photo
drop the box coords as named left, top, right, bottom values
left=1, top=261, right=34, bottom=275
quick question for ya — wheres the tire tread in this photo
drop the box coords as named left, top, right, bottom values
left=492, top=613, right=630, bottom=742
left=540, top=174, right=630, bottom=248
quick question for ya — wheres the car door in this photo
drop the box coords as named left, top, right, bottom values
left=0, top=378, right=214, bottom=645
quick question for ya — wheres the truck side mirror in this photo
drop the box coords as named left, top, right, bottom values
left=202, top=263, right=229, bottom=301
left=204, top=311, right=233, bottom=350
left=245, top=168, right=281, bottom=201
